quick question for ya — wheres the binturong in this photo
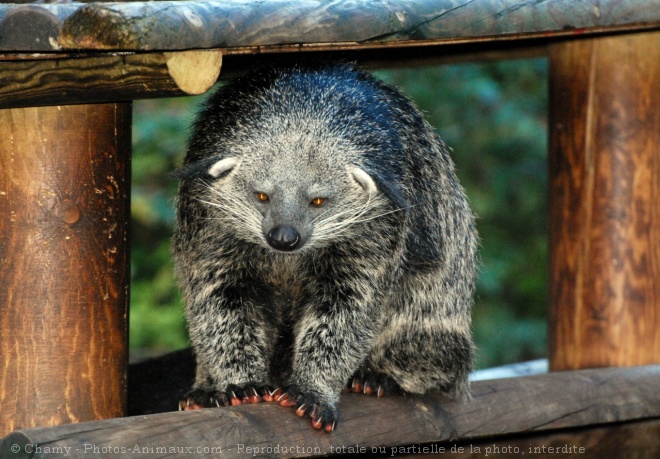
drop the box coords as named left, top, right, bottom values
left=173, top=63, right=478, bottom=432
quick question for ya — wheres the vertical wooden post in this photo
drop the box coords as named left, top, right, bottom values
left=0, top=103, right=131, bottom=434
left=549, top=32, right=660, bottom=371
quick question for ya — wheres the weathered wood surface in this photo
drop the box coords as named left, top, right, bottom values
left=0, top=50, right=222, bottom=109
left=0, top=0, right=657, bottom=108
left=0, top=104, right=132, bottom=435
left=1, top=365, right=659, bottom=458
left=0, top=0, right=658, bottom=52
left=0, top=44, right=548, bottom=110
left=446, top=419, right=660, bottom=459
left=548, top=31, right=660, bottom=371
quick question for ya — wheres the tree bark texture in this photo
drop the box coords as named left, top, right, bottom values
left=0, top=103, right=131, bottom=435
left=549, top=31, right=660, bottom=371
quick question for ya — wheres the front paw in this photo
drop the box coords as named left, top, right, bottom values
left=276, top=385, right=338, bottom=432
left=347, top=371, right=401, bottom=397
left=179, top=384, right=275, bottom=411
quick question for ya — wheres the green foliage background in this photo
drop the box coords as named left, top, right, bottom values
left=130, top=58, right=548, bottom=369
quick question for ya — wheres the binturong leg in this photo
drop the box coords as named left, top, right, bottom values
left=179, top=270, right=278, bottom=410
left=275, top=256, right=387, bottom=432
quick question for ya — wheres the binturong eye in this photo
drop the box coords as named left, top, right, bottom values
left=255, top=192, right=270, bottom=203
left=310, top=197, right=326, bottom=207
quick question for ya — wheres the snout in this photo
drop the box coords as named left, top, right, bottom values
left=267, top=225, right=301, bottom=251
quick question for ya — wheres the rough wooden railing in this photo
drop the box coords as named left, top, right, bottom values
left=1, top=363, right=660, bottom=458
left=1, top=0, right=659, bottom=456
left=1, top=0, right=659, bottom=109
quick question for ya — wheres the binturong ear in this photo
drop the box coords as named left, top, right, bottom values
left=207, top=157, right=239, bottom=178
left=348, top=166, right=378, bottom=196
left=348, top=165, right=409, bottom=211
left=172, top=156, right=239, bottom=181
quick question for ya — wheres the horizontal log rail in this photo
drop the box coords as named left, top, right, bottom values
left=0, top=50, right=222, bottom=109
left=0, top=1, right=658, bottom=110
left=0, top=0, right=659, bottom=53
left=1, top=365, right=660, bottom=458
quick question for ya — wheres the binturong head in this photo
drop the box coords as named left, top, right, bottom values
left=201, top=154, right=385, bottom=253
left=175, top=63, right=411, bottom=254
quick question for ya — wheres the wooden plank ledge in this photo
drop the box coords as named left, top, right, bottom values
left=1, top=365, right=659, bottom=458
left=0, top=0, right=658, bottom=53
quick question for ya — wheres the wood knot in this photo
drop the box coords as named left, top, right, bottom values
left=57, top=199, right=81, bottom=225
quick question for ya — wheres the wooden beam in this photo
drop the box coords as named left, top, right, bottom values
left=2, top=365, right=659, bottom=458
left=0, top=1, right=658, bottom=53
left=548, top=31, right=660, bottom=371
left=0, top=50, right=222, bottom=110
left=0, top=42, right=547, bottom=110
left=0, top=41, right=548, bottom=110
left=0, top=3, right=77, bottom=51
left=1, top=0, right=657, bottom=108
left=447, top=419, right=660, bottom=458
left=0, top=103, right=132, bottom=435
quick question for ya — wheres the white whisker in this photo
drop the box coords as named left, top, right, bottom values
left=309, top=193, right=413, bottom=247
left=190, top=183, right=263, bottom=243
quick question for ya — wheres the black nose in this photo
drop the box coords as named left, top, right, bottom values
left=267, top=225, right=301, bottom=251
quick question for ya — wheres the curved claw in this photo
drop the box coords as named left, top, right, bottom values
left=277, top=386, right=339, bottom=432
left=325, top=419, right=336, bottom=433
left=229, top=391, right=242, bottom=406
left=295, top=404, right=308, bottom=417
left=246, top=387, right=263, bottom=404
left=350, top=376, right=363, bottom=394
left=179, top=397, right=204, bottom=411
left=180, top=383, right=274, bottom=411
left=264, top=387, right=282, bottom=402
left=179, top=388, right=223, bottom=410
left=347, top=371, right=400, bottom=398
left=278, top=396, right=297, bottom=407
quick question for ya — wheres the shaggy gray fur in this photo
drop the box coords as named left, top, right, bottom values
left=173, top=63, right=477, bottom=431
